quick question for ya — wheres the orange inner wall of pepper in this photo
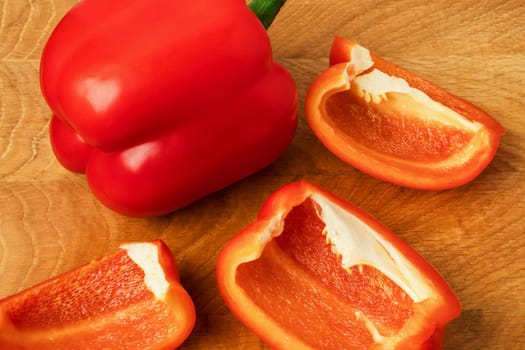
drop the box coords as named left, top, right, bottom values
left=323, top=90, right=473, bottom=162
left=236, top=199, right=415, bottom=349
left=5, top=251, right=151, bottom=330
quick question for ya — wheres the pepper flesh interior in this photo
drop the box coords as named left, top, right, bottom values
left=324, top=87, right=475, bottom=162
left=2, top=247, right=176, bottom=347
left=236, top=197, right=430, bottom=349
left=5, top=250, right=151, bottom=330
left=323, top=44, right=482, bottom=163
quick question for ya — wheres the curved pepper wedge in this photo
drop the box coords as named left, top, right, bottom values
left=41, top=0, right=297, bottom=217
left=0, top=240, right=195, bottom=349
left=305, top=37, right=504, bottom=190
left=216, top=181, right=461, bottom=349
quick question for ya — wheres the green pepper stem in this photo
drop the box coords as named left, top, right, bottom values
left=248, top=0, right=287, bottom=29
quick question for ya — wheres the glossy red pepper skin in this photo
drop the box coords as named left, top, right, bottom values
left=305, top=37, right=504, bottom=190
left=0, top=240, right=195, bottom=349
left=216, top=181, right=461, bottom=349
left=41, top=0, right=297, bottom=217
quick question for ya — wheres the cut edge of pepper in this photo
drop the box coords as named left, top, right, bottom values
left=307, top=38, right=504, bottom=189
left=308, top=67, right=500, bottom=189
left=326, top=43, right=493, bottom=166
left=219, top=182, right=460, bottom=349
left=0, top=240, right=196, bottom=349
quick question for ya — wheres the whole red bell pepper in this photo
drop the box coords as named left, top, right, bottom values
left=305, top=37, right=504, bottom=190
left=216, top=181, right=461, bottom=349
left=41, top=0, right=297, bottom=217
left=0, top=240, right=195, bottom=349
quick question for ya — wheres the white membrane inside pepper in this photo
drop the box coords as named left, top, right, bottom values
left=354, top=69, right=411, bottom=96
left=121, top=242, right=170, bottom=299
left=349, top=44, right=375, bottom=75
left=311, top=194, right=433, bottom=303
left=350, top=45, right=482, bottom=132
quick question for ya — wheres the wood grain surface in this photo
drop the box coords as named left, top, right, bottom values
left=1, top=0, right=524, bottom=348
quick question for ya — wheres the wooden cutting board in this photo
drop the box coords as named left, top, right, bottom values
left=1, top=0, right=523, bottom=348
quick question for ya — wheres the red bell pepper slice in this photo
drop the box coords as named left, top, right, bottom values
left=305, top=37, right=504, bottom=190
left=0, top=240, right=195, bottom=349
left=41, top=0, right=297, bottom=217
left=216, top=181, right=461, bottom=349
